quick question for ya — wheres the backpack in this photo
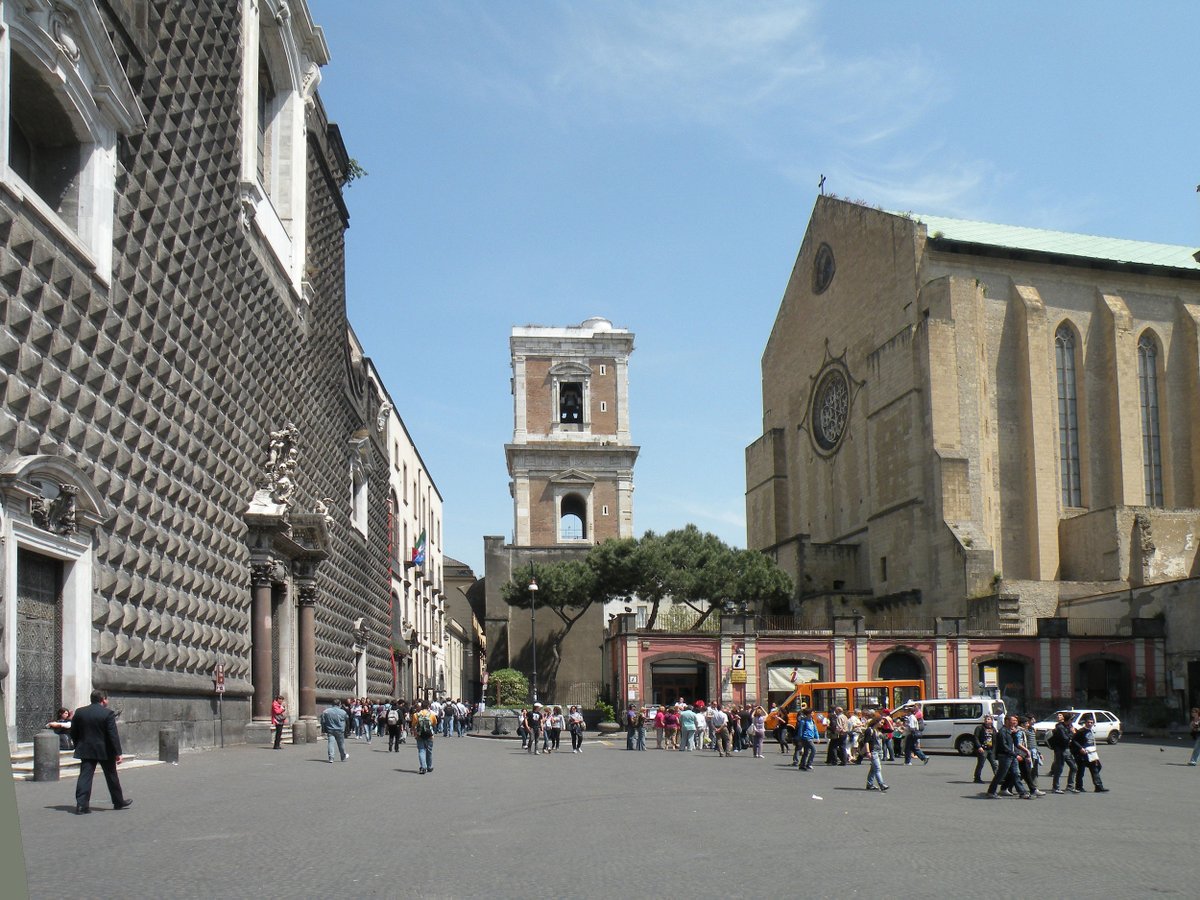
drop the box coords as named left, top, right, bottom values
left=386, top=708, right=400, bottom=726
left=416, top=712, right=434, bottom=738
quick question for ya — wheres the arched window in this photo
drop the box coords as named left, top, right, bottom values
left=559, top=493, right=587, bottom=541
left=878, top=652, right=924, bottom=681
left=1137, top=333, right=1163, bottom=506
left=1055, top=325, right=1082, bottom=507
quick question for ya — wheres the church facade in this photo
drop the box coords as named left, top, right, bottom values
left=746, top=196, right=1200, bottom=714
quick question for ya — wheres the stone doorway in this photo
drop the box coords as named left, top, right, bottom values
left=15, top=549, right=62, bottom=742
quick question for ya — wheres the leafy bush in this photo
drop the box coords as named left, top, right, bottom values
left=594, top=697, right=617, bottom=723
left=490, top=668, right=530, bottom=707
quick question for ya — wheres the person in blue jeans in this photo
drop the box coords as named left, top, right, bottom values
left=412, top=700, right=437, bottom=774
left=902, top=711, right=928, bottom=765
left=862, top=719, right=889, bottom=791
left=794, top=709, right=818, bottom=771
left=319, top=701, right=349, bottom=763
left=986, top=714, right=1031, bottom=799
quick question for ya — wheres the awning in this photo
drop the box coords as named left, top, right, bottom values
left=768, top=664, right=820, bottom=692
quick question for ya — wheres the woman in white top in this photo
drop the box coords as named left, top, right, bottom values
left=568, top=706, right=586, bottom=753
left=751, top=705, right=768, bottom=758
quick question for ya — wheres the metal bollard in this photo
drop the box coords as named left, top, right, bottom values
left=159, top=727, right=179, bottom=764
left=33, top=729, right=61, bottom=782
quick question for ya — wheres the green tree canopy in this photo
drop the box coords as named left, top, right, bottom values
left=500, top=529, right=794, bottom=658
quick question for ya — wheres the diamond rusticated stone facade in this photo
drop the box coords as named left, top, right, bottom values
left=0, top=1, right=395, bottom=751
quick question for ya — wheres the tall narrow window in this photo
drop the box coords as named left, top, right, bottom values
left=1055, top=325, right=1081, bottom=507
left=257, top=52, right=275, bottom=186
left=1138, top=334, right=1164, bottom=506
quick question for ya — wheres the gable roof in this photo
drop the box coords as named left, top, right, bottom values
left=905, top=212, right=1200, bottom=274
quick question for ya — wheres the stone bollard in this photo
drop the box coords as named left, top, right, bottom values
left=33, top=729, right=61, bottom=782
left=159, top=727, right=179, bottom=764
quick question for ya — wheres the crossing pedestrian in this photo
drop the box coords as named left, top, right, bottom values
left=1187, top=707, right=1200, bottom=766
left=1069, top=714, right=1108, bottom=793
left=412, top=700, right=438, bottom=774
left=69, top=690, right=131, bottom=814
left=972, top=714, right=997, bottom=783
left=319, top=700, right=349, bottom=763
left=1047, top=710, right=1078, bottom=792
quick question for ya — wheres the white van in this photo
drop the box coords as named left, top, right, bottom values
left=894, top=697, right=1007, bottom=755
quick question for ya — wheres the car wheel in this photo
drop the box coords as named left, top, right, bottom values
left=955, top=735, right=977, bottom=756
left=1107, top=730, right=1120, bottom=744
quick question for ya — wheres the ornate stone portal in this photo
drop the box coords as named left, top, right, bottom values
left=243, top=423, right=330, bottom=744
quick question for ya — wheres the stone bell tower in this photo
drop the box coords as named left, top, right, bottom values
left=506, top=317, right=638, bottom=546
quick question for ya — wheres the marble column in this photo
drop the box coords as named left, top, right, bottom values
left=297, top=582, right=317, bottom=720
left=251, top=560, right=274, bottom=721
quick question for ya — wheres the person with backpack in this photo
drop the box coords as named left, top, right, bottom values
left=1047, top=710, right=1078, bottom=792
left=386, top=701, right=404, bottom=752
left=411, top=700, right=438, bottom=774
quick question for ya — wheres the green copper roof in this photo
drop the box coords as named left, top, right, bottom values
left=905, top=212, right=1200, bottom=272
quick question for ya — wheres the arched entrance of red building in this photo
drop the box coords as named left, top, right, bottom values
left=649, top=659, right=709, bottom=705
left=1077, top=657, right=1129, bottom=710
left=877, top=651, right=926, bottom=683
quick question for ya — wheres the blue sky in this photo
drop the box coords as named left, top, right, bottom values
left=309, top=1, right=1200, bottom=574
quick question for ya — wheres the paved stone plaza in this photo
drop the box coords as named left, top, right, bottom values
left=13, top=734, right=1196, bottom=898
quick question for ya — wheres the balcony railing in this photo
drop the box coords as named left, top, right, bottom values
left=633, top=611, right=1160, bottom=639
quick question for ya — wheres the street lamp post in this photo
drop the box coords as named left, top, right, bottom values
left=528, top=563, right=539, bottom=705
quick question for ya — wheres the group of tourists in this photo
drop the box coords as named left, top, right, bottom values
left=592, top=696, right=1190, bottom=797
left=620, top=700, right=776, bottom=756
left=320, top=697, right=475, bottom=746
left=318, top=697, right=443, bottom=773
left=517, top=703, right=586, bottom=754
left=974, top=710, right=1107, bottom=798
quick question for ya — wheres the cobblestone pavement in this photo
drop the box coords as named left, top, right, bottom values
left=13, top=733, right=1197, bottom=899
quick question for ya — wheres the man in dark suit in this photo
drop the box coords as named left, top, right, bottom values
left=69, top=690, right=132, bottom=814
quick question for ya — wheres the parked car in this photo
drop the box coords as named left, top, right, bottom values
left=1033, top=709, right=1122, bottom=745
left=891, top=697, right=1008, bottom=755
